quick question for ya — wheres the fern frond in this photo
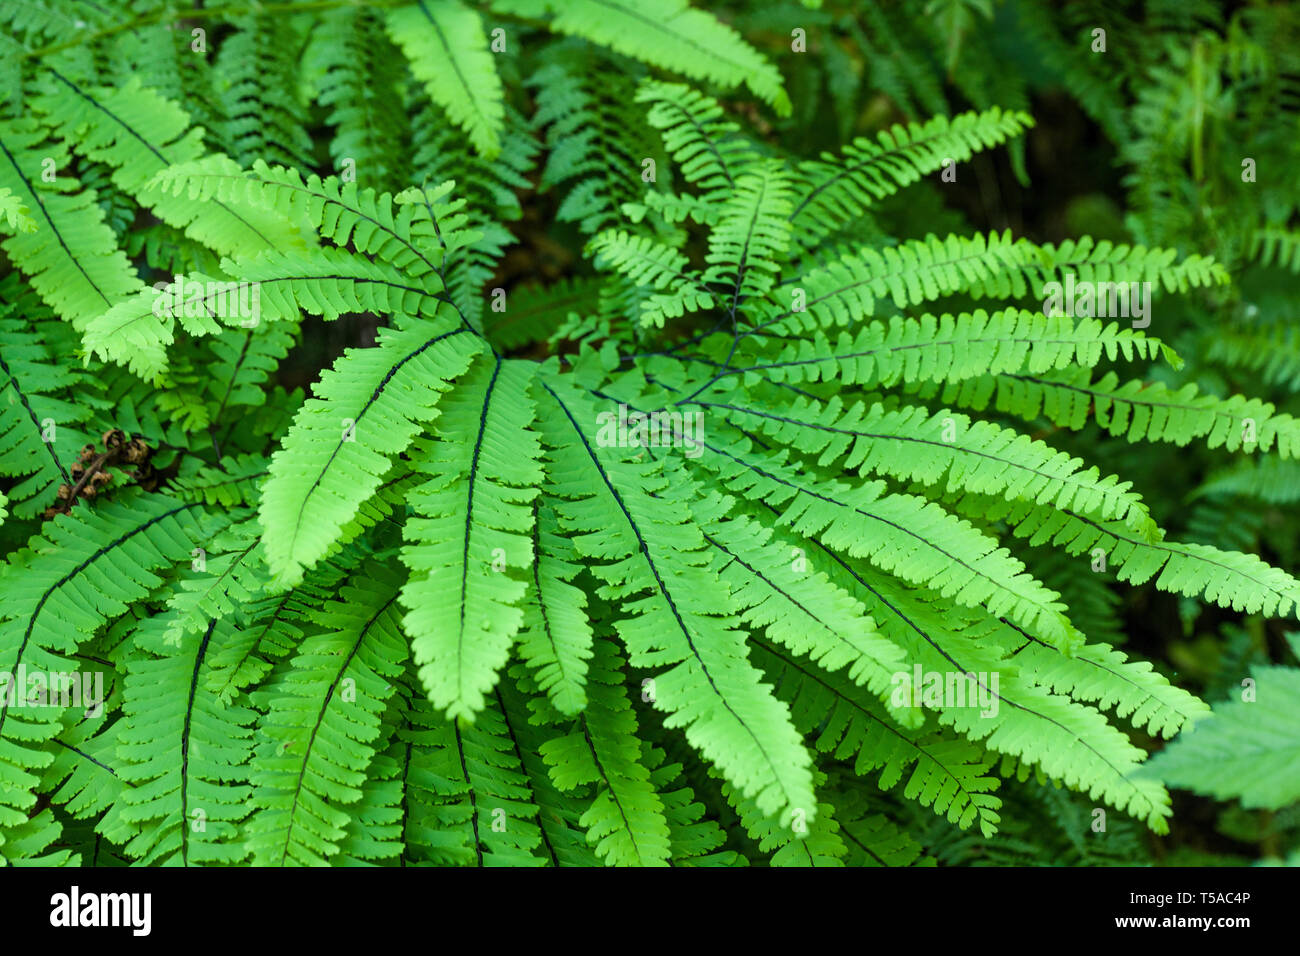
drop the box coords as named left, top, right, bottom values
left=725, top=774, right=846, bottom=867
left=205, top=558, right=351, bottom=704
left=398, top=678, right=548, bottom=866
left=32, top=74, right=307, bottom=260
left=215, top=14, right=315, bottom=170
left=332, top=740, right=406, bottom=865
left=529, top=51, right=658, bottom=235
left=410, top=106, right=537, bottom=329
left=536, top=379, right=816, bottom=825
left=797, top=541, right=1173, bottom=831
left=987, top=618, right=1211, bottom=739
left=496, top=674, right=602, bottom=866
left=752, top=638, right=1003, bottom=836
left=43, top=721, right=134, bottom=852
left=1143, top=666, right=1300, bottom=809
left=699, top=394, right=1157, bottom=536
left=0, top=117, right=143, bottom=330
left=639, top=744, right=738, bottom=866
left=588, top=229, right=717, bottom=328
left=484, top=276, right=603, bottom=352
left=701, top=160, right=795, bottom=315
left=152, top=161, right=478, bottom=285
left=157, top=518, right=265, bottom=649
left=260, top=318, right=482, bottom=588
left=699, top=506, right=906, bottom=697
left=788, top=108, right=1033, bottom=248
left=305, top=6, right=412, bottom=188
left=974, top=496, right=1300, bottom=619
left=82, top=235, right=454, bottom=380
left=400, top=359, right=543, bottom=719
left=0, top=185, right=34, bottom=233
left=957, top=368, right=1300, bottom=458
left=386, top=0, right=505, bottom=158
left=1250, top=228, right=1300, bottom=272
left=245, top=567, right=407, bottom=866
left=540, top=638, right=672, bottom=866
left=694, top=425, right=1078, bottom=649
left=824, top=783, right=935, bottom=867
left=730, top=309, right=1167, bottom=392
left=169, top=455, right=269, bottom=509
left=540, top=0, right=790, bottom=116
left=203, top=323, right=299, bottom=440
left=0, top=493, right=206, bottom=850
left=1194, top=457, right=1300, bottom=504
left=636, top=80, right=762, bottom=202
left=515, top=501, right=595, bottom=716
left=0, top=311, right=97, bottom=517
left=1207, top=325, right=1300, bottom=390
left=116, top=616, right=256, bottom=865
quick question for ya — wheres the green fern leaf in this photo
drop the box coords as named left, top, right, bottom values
left=245, top=567, right=408, bottom=866
left=386, top=0, right=505, bottom=158
left=400, top=358, right=544, bottom=719
left=259, top=319, right=482, bottom=587
left=541, top=0, right=790, bottom=115
left=0, top=118, right=143, bottom=330
left=1143, top=666, right=1300, bottom=809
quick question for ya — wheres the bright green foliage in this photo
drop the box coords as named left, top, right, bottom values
left=0, top=0, right=1296, bottom=870
left=117, top=616, right=258, bottom=865
left=0, top=187, right=34, bottom=233
left=514, top=501, right=595, bottom=716
left=788, top=108, right=1033, bottom=248
left=537, top=0, right=790, bottom=116
left=386, top=1, right=506, bottom=159
left=245, top=567, right=408, bottom=866
left=259, top=319, right=481, bottom=588
left=400, top=358, right=543, bottom=719
left=0, top=117, right=144, bottom=331
left=30, top=75, right=307, bottom=261
left=536, top=380, right=817, bottom=824
left=0, top=494, right=211, bottom=854
left=540, top=639, right=672, bottom=865
left=0, top=303, right=99, bottom=517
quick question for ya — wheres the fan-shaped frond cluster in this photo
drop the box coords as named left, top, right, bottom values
left=0, top=0, right=1293, bottom=869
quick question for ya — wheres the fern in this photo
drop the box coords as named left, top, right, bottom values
left=260, top=319, right=482, bottom=588
left=386, top=0, right=507, bottom=159
left=0, top=0, right=1295, bottom=872
left=400, top=358, right=543, bottom=718
left=244, top=566, right=408, bottom=866
left=525, top=0, right=790, bottom=115
left=0, top=117, right=144, bottom=331
left=0, top=493, right=210, bottom=843
left=1144, top=666, right=1300, bottom=810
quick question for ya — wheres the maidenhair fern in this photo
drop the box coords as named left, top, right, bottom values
left=0, top=0, right=1295, bottom=869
